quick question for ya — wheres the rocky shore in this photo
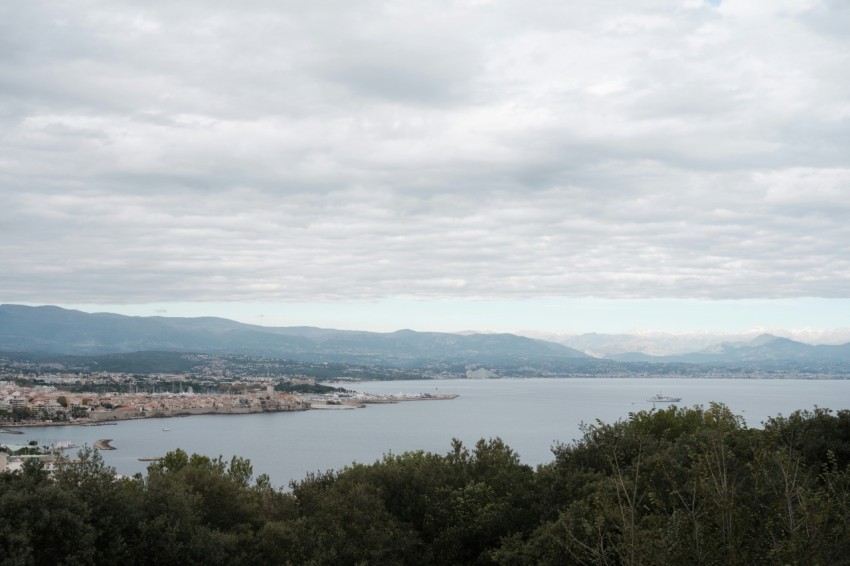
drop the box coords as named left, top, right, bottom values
left=94, top=439, right=115, bottom=450
left=2, top=388, right=458, bottom=428
left=1, top=403, right=311, bottom=428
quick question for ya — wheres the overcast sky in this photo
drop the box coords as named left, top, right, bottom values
left=2, top=0, right=850, bottom=334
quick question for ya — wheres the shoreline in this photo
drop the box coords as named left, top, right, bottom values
left=0, top=394, right=459, bottom=428
left=0, top=405, right=310, bottom=428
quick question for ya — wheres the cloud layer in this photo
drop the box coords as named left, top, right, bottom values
left=2, top=0, right=849, bottom=304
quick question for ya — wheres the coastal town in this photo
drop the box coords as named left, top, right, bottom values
left=0, top=374, right=458, bottom=428
left=0, top=370, right=458, bottom=473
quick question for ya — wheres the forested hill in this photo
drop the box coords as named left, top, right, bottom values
left=6, top=305, right=850, bottom=375
left=2, top=405, right=849, bottom=565
left=0, top=304, right=587, bottom=367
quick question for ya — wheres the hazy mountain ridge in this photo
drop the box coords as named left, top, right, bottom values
left=607, top=333, right=850, bottom=364
left=531, top=328, right=850, bottom=357
left=0, top=304, right=588, bottom=367
left=3, top=305, right=850, bottom=372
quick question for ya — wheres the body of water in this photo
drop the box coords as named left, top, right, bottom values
left=7, top=378, right=850, bottom=488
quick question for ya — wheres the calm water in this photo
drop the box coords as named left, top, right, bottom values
left=8, top=378, right=850, bottom=488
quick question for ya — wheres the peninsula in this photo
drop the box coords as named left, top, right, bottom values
left=0, top=379, right=458, bottom=428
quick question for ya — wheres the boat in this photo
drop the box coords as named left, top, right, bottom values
left=162, top=428, right=171, bottom=432
left=648, top=393, right=681, bottom=403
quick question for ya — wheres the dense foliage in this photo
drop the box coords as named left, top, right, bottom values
left=273, top=382, right=350, bottom=395
left=2, top=404, right=849, bottom=565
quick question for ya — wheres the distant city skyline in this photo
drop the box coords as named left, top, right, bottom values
left=3, top=2, right=848, bottom=334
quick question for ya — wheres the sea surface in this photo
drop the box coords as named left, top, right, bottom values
left=8, top=377, right=850, bottom=488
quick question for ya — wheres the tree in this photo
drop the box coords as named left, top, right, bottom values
left=70, top=405, right=89, bottom=419
left=2, top=406, right=850, bottom=565
left=53, top=447, right=141, bottom=564
left=0, top=459, right=97, bottom=565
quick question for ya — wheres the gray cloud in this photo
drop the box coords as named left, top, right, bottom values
left=2, top=0, right=849, bottom=305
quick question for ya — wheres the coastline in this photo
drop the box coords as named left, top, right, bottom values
left=0, top=393, right=459, bottom=428
left=0, top=404, right=310, bottom=428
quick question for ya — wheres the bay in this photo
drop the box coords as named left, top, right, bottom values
left=8, top=377, right=850, bottom=488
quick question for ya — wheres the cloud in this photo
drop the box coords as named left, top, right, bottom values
left=1, top=0, right=849, bottom=305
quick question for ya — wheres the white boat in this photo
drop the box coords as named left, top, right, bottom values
left=648, top=393, right=681, bottom=403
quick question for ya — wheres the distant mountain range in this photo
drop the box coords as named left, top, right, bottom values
left=606, top=333, right=850, bottom=364
left=541, top=329, right=850, bottom=357
left=0, top=304, right=588, bottom=367
left=2, top=305, right=850, bottom=373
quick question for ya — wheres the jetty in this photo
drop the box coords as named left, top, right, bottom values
left=0, top=428, right=25, bottom=435
left=94, top=439, right=116, bottom=450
